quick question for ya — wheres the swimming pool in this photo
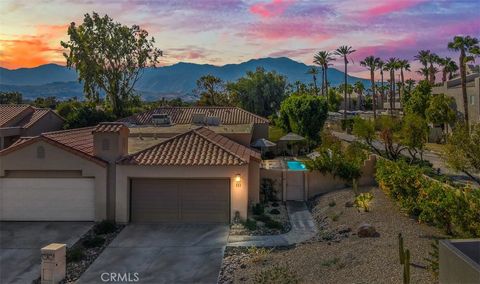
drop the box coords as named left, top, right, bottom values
left=287, top=160, right=307, bottom=171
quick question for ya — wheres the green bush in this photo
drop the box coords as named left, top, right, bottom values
left=269, top=209, right=280, bottom=215
left=82, top=236, right=106, bottom=248
left=243, top=219, right=257, bottom=231
left=265, top=219, right=283, bottom=230
left=67, top=248, right=84, bottom=262
left=94, top=220, right=117, bottom=235
left=341, top=118, right=355, bottom=133
left=376, top=158, right=480, bottom=237
left=254, top=214, right=271, bottom=223
left=252, top=203, right=265, bottom=215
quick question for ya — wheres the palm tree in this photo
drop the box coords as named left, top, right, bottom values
left=448, top=35, right=480, bottom=128
left=377, top=59, right=385, bottom=108
left=397, top=59, right=410, bottom=102
left=414, top=50, right=431, bottom=81
left=428, top=53, right=440, bottom=84
left=360, top=56, right=380, bottom=118
left=438, top=57, right=458, bottom=82
left=405, top=79, right=415, bottom=94
left=353, top=81, right=365, bottom=110
left=335, top=45, right=356, bottom=118
left=314, top=51, right=335, bottom=96
left=306, top=67, right=319, bottom=95
left=384, top=57, right=399, bottom=115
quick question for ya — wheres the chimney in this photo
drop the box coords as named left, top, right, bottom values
left=92, top=122, right=129, bottom=162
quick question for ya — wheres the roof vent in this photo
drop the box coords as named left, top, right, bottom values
left=152, top=113, right=171, bottom=126
left=191, top=113, right=206, bottom=124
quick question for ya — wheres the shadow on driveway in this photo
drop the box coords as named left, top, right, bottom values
left=78, top=224, right=229, bottom=284
left=0, top=222, right=93, bottom=284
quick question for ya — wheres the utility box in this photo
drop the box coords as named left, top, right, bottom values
left=41, top=243, right=66, bottom=284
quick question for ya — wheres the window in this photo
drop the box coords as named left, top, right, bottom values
left=470, top=95, right=475, bottom=105
left=36, top=146, right=45, bottom=159
left=102, top=139, right=110, bottom=151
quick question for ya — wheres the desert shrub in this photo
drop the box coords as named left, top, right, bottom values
left=354, top=193, right=374, bottom=212
left=254, top=214, right=271, bottom=223
left=247, top=246, right=272, bottom=263
left=254, top=265, right=299, bottom=284
left=94, top=220, right=117, bottom=235
left=264, top=219, right=283, bottom=230
left=341, top=118, right=354, bottom=133
left=271, top=202, right=280, bottom=207
left=243, top=219, right=257, bottom=231
left=252, top=203, right=265, bottom=215
left=376, top=158, right=480, bottom=237
left=328, top=200, right=336, bottom=207
left=321, top=257, right=340, bottom=267
left=82, top=236, right=106, bottom=248
left=269, top=209, right=280, bottom=215
left=67, top=247, right=84, bottom=262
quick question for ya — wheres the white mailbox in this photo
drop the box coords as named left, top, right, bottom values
left=41, top=243, right=66, bottom=284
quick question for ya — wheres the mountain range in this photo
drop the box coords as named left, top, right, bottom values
left=0, top=57, right=370, bottom=101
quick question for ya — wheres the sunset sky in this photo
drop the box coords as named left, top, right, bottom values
left=0, top=0, right=479, bottom=79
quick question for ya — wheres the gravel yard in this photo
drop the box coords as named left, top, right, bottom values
left=220, top=186, right=446, bottom=284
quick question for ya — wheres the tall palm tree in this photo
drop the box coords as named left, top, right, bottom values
left=314, top=51, right=335, bottom=96
left=448, top=35, right=480, bottom=128
left=428, top=53, right=440, bottom=84
left=377, top=59, right=385, bottom=108
left=414, top=50, right=431, bottom=81
left=360, top=56, right=380, bottom=118
left=397, top=59, right=410, bottom=102
left=306, top=67, right=319, bottom=95
left=335, top=45, right=356, bottom=118
left=353, top=81, right=365, bottom=111
left=438, top=57, right=458, bottom=82
left=384, top=57, right=399, bottom=115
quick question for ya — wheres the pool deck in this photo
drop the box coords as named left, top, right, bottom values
left=261, top=158, right=307, bottom=171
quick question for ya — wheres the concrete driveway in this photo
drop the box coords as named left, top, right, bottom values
left=79, top=224, right=229, bottom=284
left=0, top=222, right=93, bottom=284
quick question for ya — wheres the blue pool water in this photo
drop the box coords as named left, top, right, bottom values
left=287, top=161, right=307, bottom=171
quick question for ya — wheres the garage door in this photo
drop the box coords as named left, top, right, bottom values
left=131, top=179, right=230, bottom=223
left=0, top=178, right=95, bottom=221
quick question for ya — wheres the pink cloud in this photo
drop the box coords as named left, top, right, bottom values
left=249, top=0, right=294, bottom=18
left=242, top=18, right=331, bottom=41
left=360, top=0, right=427, bottom=20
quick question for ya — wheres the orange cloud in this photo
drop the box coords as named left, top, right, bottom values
left=0, top=24, right=68, bottom=69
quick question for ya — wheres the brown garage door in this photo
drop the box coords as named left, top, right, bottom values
left=131, top=178, right=230, bottom=223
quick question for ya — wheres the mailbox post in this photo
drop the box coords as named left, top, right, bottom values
left=41, top=243, right=66, bottom=284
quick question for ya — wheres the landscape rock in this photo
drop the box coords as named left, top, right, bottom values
left=337, top=225, right=352, bottom=234
left=345, top=201, right=354, bottom=208
left=357, top=223, right=379, bottom=238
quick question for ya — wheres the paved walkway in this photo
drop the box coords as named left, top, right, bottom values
left=227, top=201, right=318, bottom=247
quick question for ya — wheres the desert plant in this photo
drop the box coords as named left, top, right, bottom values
left=271, top=202, right=280, bottom=207
left=247, top=246, right=272, bottom=263
left=254, top=265, right=299, bottom=284
left=398, top=233, right=405, bottom=264
left=269, top=209, right=280, bottom=215
left=94, top=220, right=117, bottom=235
left=243, top=219, right=257, bottom=231
left=67, top=247, right=85, bottom=263
left=82, top=235, right=105, bottom=248
left=328, top=200, right=336, bottom=207
left=252, top=203, right=265, bottom=215
left=265, top=219, right=283, bottom=230
left=354, top=193, right=374, bottom=212
left=321, top=257, right=340, bottom=267
left=403, top=249, right=411, bottom=284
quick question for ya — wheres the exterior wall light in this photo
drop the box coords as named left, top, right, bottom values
left=235, top=174, right=241, bottom=182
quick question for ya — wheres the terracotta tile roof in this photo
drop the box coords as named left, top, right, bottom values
left=120, top=127, right=260, bottom=166
left=0, top=127, right=106, bottom=167
left=93, top=122, right=127, bottom=133
left=119, top=107, right=269, bottom=125
left=0, top=105, right=31, bottom=127
left=42, top=127, right=96, bottom=156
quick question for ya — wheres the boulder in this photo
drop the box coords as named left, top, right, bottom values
left=357, top=223, right=379, bottom=238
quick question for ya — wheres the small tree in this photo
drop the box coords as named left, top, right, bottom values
left=61, top=12, right=162, bottom=117
left=195, top=75, right=234, bottom=106
left=0, top=91, right=23, bottom=104
left=401, top=114, right=428, bottom=162
left=279, top=94, right=328, bottom=143
left=352, top=117, right=382, bottom=156
left=426, top=94, right=456, bottom=136
left=327, top=88, right=342, bottom=112
left=444, top=123, right=480, bottom=183
left=403, top=80, right=432, bottom=118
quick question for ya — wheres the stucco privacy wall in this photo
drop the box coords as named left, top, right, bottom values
left=115, top=164, right=250, bottom=223
left=0, top=140, right=108, bottom=220
left=260, top=155, right=377, bottom=200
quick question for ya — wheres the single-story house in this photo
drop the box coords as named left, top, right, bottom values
left=0, top=107, right=265, bottom=224
left=0, top=104, right=64, bottom=150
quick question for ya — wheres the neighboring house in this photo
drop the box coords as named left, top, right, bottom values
left=0, top=104, right=64, bottom=150
left=432, top=73, right=480, bottom=125
left=119, top=106, right=270, bottom=148
left=0, top=120, right=261, bottom=224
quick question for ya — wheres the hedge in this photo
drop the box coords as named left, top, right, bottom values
left=375, top=158, right=480, bottom=237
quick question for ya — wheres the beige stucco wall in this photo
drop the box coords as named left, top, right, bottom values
left=115, top=164, right=251, bottom=224
left=223, top=132, right=253, bottom=146
left=0, top=140, right=108, bottom=221
left=23, top=112, right=64, bottom=137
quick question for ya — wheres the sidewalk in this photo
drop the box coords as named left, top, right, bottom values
left=227, top=201, right=318, bottom=247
